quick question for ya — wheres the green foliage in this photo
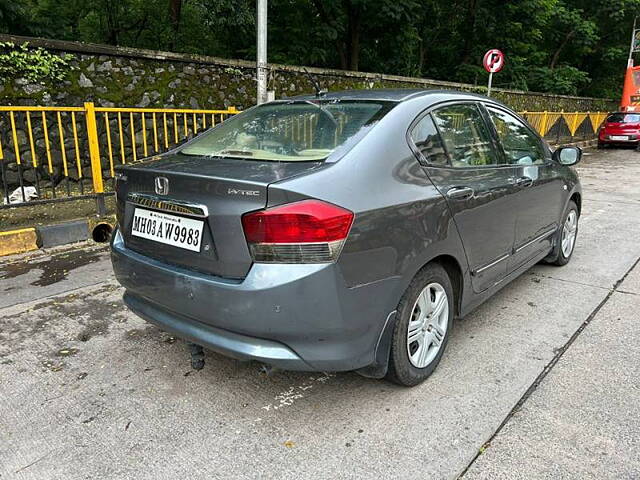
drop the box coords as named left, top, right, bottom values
left=0, top=0, right=29, bottom=34
left=0, top=42, right=75, bottom=83
left=528, top=66, right=591, bottom=96
left=3, top=0, right=640, bottom=98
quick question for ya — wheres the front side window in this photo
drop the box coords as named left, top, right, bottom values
left=179, top=100, right=393, bottom=162
left=409, top=114, right=448, bottom=165
left=431, top=104, right=499, bottom=168
left=487, top=107, right=545, bottom=166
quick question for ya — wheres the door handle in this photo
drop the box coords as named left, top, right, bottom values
left=513, top=176, right=533, bottom=188
left=446, top=186, right=475, bottom=199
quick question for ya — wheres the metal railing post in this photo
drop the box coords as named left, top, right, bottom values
left=84, top=102, right=106, bottom=216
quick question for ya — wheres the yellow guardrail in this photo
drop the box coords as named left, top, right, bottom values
left=91, top=105, right=239, bottom=183
left=0, top=104, right=607, bottom=212
left=0, top=103, right=239, bottom=209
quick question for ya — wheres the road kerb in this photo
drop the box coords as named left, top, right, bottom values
left=0, top=215, right=116, bottom=257
left=0, top=228, right=40, bottom=256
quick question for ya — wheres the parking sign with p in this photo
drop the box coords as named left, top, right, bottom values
left=483, top=49, right=504, bottom=96
left=483, top=49, right=504, bottom=73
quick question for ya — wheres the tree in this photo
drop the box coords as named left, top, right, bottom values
left=168, top=0, right=183, bottom=49
left=2, top=0, right=640, bottom=97
left=310, top=0, right=363, bottom=70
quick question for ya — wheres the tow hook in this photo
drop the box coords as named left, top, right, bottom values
left=188, top=343, right=205, bottom=370
left=259, top=364, right=279, bottom=376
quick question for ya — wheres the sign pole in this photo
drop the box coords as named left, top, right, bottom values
left=487, top=71, right=493, bottom=97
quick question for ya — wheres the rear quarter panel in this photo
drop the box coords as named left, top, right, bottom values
left=268, top=97, right=471, bottom=320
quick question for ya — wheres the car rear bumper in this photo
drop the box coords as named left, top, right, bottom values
left=111, top=229, right=397, bottom=372
left=599, top=139, right=639, bottom=144
left=122, top=291, right=312, bottom=369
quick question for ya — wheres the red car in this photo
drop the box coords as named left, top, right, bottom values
left=598, top=112, right=640, bottom=148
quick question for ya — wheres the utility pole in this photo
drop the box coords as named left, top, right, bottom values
left=256, top=0, right=268, bottom=104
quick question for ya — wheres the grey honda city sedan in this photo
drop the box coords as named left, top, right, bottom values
left=111, top=89, right=581, bottom=386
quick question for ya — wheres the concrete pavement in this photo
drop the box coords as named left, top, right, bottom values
left=1, top=148, right=639, bottom=479
left=462, top=262, right=640, bottom=480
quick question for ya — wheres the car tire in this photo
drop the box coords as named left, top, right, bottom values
left=386, top=263, right=454, bottom=387
left=597, top=141, right=605, bottom=149
left=545, top=200, right=579, bottom=266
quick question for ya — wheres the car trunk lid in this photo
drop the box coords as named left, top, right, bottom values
left=116, top=153, right=326, bottom=279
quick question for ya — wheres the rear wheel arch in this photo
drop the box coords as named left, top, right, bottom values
left=386, top=260, right=457, bottom=386
left=413, top=254, right=464, bottom=319
left=360, top=253, right=465, bottom=380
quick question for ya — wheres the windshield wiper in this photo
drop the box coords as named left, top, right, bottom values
left=300, top=67, right=337, bottom=126
left=303, top=67, right=327, bottom=98
left=302, top=100, right=338, bottom=127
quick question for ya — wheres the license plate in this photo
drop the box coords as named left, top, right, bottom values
left=610, top=135, right=629, bottom=141
left=131, top=208, right=204, bottom=252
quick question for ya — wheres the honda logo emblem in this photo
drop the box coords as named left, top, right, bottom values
left=155, top=176, right=169, bottom=195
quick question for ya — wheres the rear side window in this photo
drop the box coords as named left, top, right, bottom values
left=409, top=115, right=448, bottom=165
left=432, top=104, right=499, bottom=168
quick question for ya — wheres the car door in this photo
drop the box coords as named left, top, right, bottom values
left=409, top=102, right=519, bottom=293
left=484, top=105, right=564, bottom=272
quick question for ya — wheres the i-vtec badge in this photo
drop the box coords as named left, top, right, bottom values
left=228, top=188, right=260, bottom=197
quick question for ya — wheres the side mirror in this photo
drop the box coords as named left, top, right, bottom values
left=553, top=146, right=582, bottom=166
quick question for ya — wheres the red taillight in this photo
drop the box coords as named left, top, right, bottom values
left=242, top=200, right=354, bottom=263
left=242, top=200, right=353, bottom=243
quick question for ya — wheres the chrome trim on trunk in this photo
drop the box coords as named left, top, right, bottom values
left=127, top=193, right=208, bottom=218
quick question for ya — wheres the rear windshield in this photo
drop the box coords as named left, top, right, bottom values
left=179, top=100, right=393, bottom=161
left=607, top=113, right=640, bottom=123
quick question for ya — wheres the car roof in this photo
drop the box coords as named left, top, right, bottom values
left=283, top=88, right=491, bottom=103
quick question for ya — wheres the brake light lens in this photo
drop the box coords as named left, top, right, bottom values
left=242, top=200, right=354, bottom=263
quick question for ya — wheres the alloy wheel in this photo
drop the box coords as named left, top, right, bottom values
left=561, top=210, right=578, bottom=258
left=406, top=283, right=449, bottom=369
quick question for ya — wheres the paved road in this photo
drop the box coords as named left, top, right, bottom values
left=463, top=264, right=640, bottom=479
left=1, top=148, right=639, bottom=480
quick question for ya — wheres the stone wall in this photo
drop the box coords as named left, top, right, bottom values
left=0, top=34, right=619, bottom=196
left=0, top=34, right=618, bottom=112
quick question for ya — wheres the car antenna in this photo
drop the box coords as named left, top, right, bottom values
left=303, top=67, right=327, bottom=99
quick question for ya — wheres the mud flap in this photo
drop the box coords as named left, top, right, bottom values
left=356, top=310, right=396, bottom=379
